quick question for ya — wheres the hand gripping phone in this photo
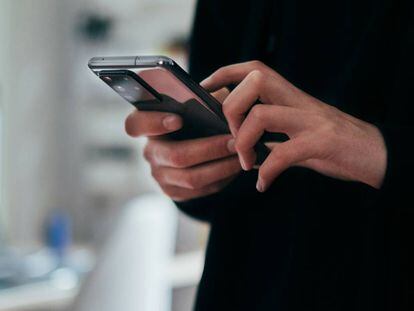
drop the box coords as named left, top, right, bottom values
left=88, top=55, right=270, bottom=164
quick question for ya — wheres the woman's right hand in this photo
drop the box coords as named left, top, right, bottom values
left=125, top=89, right=241, bottom=201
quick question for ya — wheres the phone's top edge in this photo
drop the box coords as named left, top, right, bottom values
left=88, top=55, right=174, bottom=69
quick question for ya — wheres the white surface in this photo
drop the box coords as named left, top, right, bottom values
left=0, top=281, right=79, bottom=311
left=0, top=251, right=204, bottom=311
left=169, top=250, right=204, bottom=288
left=74, top=194, right=178, bottom=311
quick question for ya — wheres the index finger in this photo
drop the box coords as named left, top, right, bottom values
left=200, top=60, right=276, bottom=92
left=210, top=87, right=230, bottom=103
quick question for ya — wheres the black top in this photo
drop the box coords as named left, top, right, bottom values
left=177, top=0, right=414, bottom=310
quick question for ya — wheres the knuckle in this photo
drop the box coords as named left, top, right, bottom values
left=247, top=69, right=266, bottom=87
left=181, top=171, right=200, bottom=190
left=167, top=149, right=186, bottom=168
left=234, top=138, right=248, bottom=153
left=143, top=143, right=154, bottom=162
left=319, top=124, right=339, bottom=150
left=222, top=102, right=236, bottom=119
left=317, top=114, right=339, bottom=139
left=324, top=120, right=338, bottom=134
left=250, top=104, right=265, bottom=120
left=249, top=60, right=265, bottom=70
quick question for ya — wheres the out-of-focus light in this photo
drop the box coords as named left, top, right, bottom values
left=50, top=267, right=79, bottom=290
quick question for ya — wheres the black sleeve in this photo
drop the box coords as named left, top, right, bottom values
left=188, top=0, right=252, bottom=82
left=176, top=0, right=260, bottom=222
left=174, top=170, right=259, bottom=222
left=377, top=2, right=414, bottom=203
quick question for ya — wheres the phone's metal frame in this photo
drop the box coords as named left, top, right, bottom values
left=88, top=55, right=226, bottom=120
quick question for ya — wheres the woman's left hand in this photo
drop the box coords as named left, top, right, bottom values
left=201, top=61, right=387, bottom=192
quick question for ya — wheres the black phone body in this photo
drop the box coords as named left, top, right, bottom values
left=88, top=55, right=270, bottom=164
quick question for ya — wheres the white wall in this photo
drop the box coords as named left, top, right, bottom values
left=0, top=0, right=197, bottom=245
left=0, top=0, right=11, bottom=240
left=0, top=1, right=69, bottom=244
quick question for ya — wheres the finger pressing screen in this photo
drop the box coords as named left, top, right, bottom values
left=200, top=60, right=273, bottom=91
left=210, top=87, right=230, bottom=104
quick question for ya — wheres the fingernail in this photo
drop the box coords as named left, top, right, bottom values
left=227, top=138, right=236, bottom=153
left=163, top=115, right=181, bottom=130
left=200, top=77, right=211, bottom=87
left=256, top=177, right=266, bottom=192
left=240, top=157, right=248, bottom=171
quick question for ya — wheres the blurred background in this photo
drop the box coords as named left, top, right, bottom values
left=0, top=0, right=208, bottom=310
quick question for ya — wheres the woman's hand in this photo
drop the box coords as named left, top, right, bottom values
left=125, top=88, right=241, bottom=201
left=201, top=61, right=387, bottom=192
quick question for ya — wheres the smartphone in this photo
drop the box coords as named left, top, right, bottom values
left=88, top=55, right=270, bottom=164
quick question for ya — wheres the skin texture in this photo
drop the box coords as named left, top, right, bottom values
left=125, top=88, right=242, bottom=202
left=200, top=61, right=387, bottom=192
left=125, top=61, right=387, bottom=200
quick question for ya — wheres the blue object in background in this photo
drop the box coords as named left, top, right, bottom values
left=45, top=210, right=72, bottom=262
